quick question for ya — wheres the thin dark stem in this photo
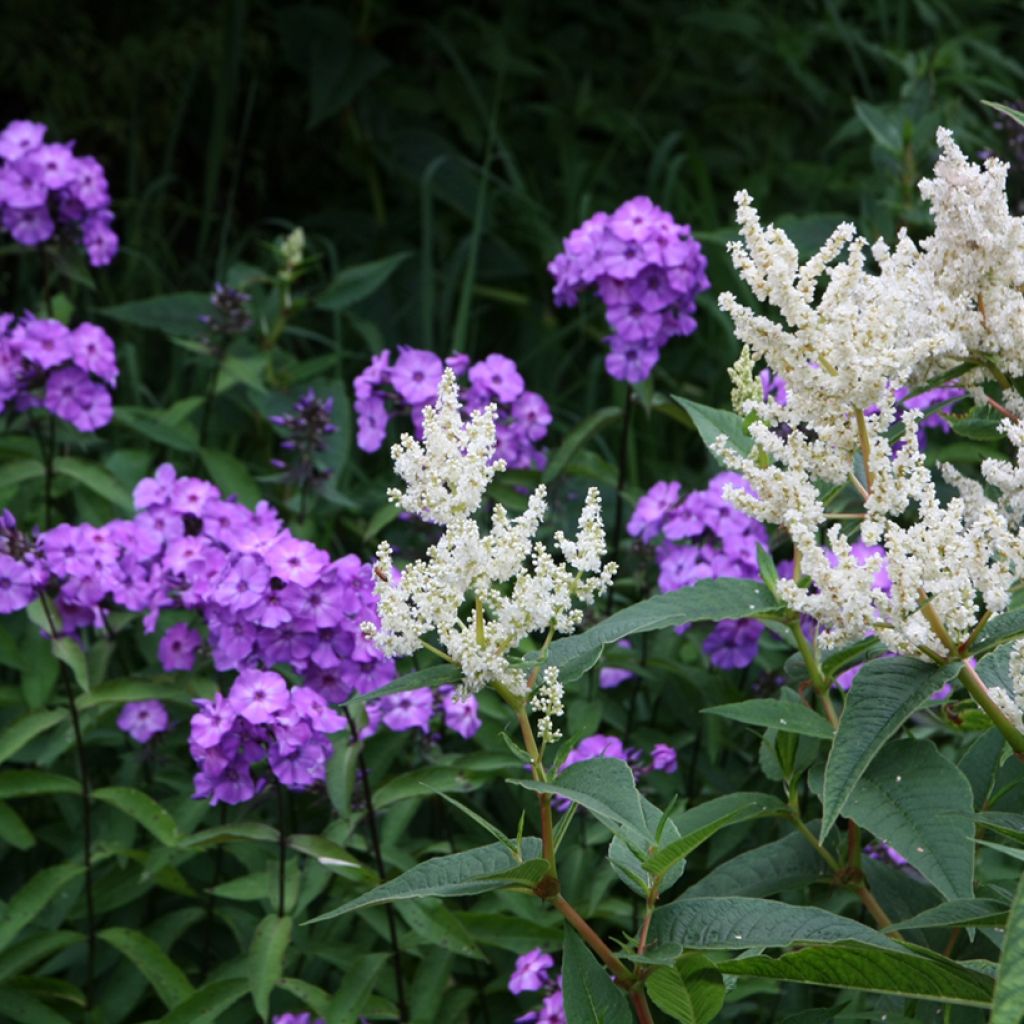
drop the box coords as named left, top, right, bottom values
left=39, top=593, right=94, bottom=1009
left=200, top=804, right=228, bottom=981
left=276, top=783, right=287, bottom=916
left=345, top=710, right=409, bottom=1022
left=197, top=340, right=228, bottom=451
left=606, top=388, right=634, bottom=616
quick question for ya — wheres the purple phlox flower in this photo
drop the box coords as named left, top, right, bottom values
left=703, top=618, right=765, bottom=670
left=627, top=480, right=681, bottom=543
left=508, top=948, right=555, bottom=994
left=391, top=346, right=444, bottom=405
left=266, top=534, right=329, bottom=587
left=158, top=622, right=203, bottom=672
left=229, top=669, right=290, bottom=724
left=515, top=976, right=566, bottom=1024
left=468, top=353, right=525, bottom=403
left=190, top=692, right=238, bottom=748
left=599, top=639, right=635, bottom=689
left=0, top=120, right=47, bottom=161
left=865, top=840, right=909, bottom=869
left=440, top=686, right=482, bottom=739
left=117, top=700, right=170, bottom=744
left=273, top=1015, right=325, bottom=1024
left=374, top=687, right=435, bottom=735
left=893, top=383, right=964, bottom=448
left=650, top=743, right=678, bottom=774
left=0, top=552, right=38, bottom=613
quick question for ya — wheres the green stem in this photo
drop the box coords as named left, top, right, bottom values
left=551, top=894, right=634, bottom=985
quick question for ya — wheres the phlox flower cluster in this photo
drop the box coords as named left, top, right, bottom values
left=190, top=669, right=345, bottom=805
left=117, top=700, right=170, bottom=744
left=359, top=683, right=481, bottom=742
left=273, top=1014, right=325, bottom=1024
left=0, top=509, right=46, bottom=614
left=547, top=195, right=709, bottom=382
left=717, top=129, right=1024, bottom=657
left=509, top=949, right=564, bottom=1024
left=0, top=119, right=118, bottom=266
left=365, top=369, right=615, bottom=699
left=627, top=472, right=770, bottom=669
left=0, top=313, right=117, bottom=431
left=353, top=347, right=551, bottom=470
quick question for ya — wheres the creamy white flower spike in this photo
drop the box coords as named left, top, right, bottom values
left=364, top=368, right=616, bottom=696
left=717, top=130, right=1024, bottom=655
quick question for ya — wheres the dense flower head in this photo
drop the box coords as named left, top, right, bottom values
left=352, top=346, right=551, bottom=469
left=198, top=282, right=252, bottom=337
left=508, top=948, right=555, bottom=994
left=365, top=369, right=615, bottom=697
left=0, top=119, right=119, bottom=265
left=628, top=472, right=770, bottom=669
left=117, top=700, right=170, bottom=744
left=190, top=670, right=346, bottom=804
left=0, top=313, right=118, bottom=431
left=717, top=130, right=1024, bottom=655
left=358, top=683, right=482, bottom=742
left=268, top=388, right=337, bottom=492
left=547, top=195, right=709, bottom=382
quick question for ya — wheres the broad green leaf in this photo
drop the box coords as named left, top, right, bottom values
left=819, top=657, right=959, bottom=838
left=889, top=898, right=1008, bottom=932
left=685, top=829, right=830, bottom=899
left=53, top=456, right=133, bottom=512
left=647, top=896, right=901, bottom=962
left=976, top=811, right=1024, bottom=842
left=397, top=900, right=485, bottom=961
left=702, top=699, right=833, bottom=740
left=373, top=765, right=485, bottom=808
left=561, top=928, right=632, bottom=1024
left=98, top=927, right=194, bottom=1008
left=51, top=637, right=90, bottom=692
left=344, top=663, right=462, bottom=704
left=177, top=821, right=279, bottom=849
left=0, top=931, right=83, bottom=983
left=287, top=834, right=366, bottom=874
left=316, top=253, right=412, bottom=311
left=723, top=941, right=994, bottom=1007
left=157, top=978, right=249, bottom=1024
left=643, top=793, right=785, bottom=879
left=992, top=868, right=1024, bottom=1023
left=306, top=838, right=542, bottom=923
left=325, top=952, right=389, bottom=1024
left=115, top=406, right=198, bottom=452
left=0, top=459, right=44, bottom=492
left=511, top=757, right=650, bottom=849
left=645, top=954, right=724, bottom=1024
left=77, top=678, right=201, bottom=710
left=542, top=406, right=621, bottom=483
left=546, top=577, right=781, bottom=683
left=248, top=914, right=293, bottom=1019
left=0, top=709, right=66, bottom=766
left=610, top=797, right=683, bottom=897
left=853, top=99, right=903, bottom=155
left=199, top=447, right=260, bottom=506
left=476, top=858, right=550, bottom=889
left=973, top=608, right=1024, bottom=655
left=276, top=977, right=329, bottom=1017
left=841, top=740, right=974, bottom=900
left=0, top=770, right=78, bottom=800
left=0, top=864, right=84, bottom=953
left=673, top=397, right=753, bottom=461
left=0, top=986, right=73, bottom=1024
left=0, top=800, right=34, bottom=849
left=92, top=787, right=180, bottom=846
left=101, top=292, right=211, bottom=337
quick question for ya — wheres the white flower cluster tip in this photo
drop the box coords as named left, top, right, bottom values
left=363, top=368, right=616, bottom=697
left=717, top=130, right=1024, bottom=657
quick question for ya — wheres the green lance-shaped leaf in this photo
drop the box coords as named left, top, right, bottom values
left=645, top=954, right=724, bottom=1024
left=974, top=606, right=1024, bottom=655
left=0, top=800, right=35, bottom=850
left=0, top=770, right=79, bottom=800
left=53, top=456, right=133, bottom=512
left=0, top=985, right=74, bottom=1024
left=723, top=941, right=994, bottom=1007
left=177, top=821, right=280, bottom=849
left=561, top=928, right=632, bottom=1024
left=546, top=576, right=782, bottom=682
left=157, top=978, right=249, bottom=1024
left=542, top=406, right=622, bottom=484
left=702, top=698, right=833, bottom=740
left=92, top=787, right=180, bottom=846
left=511, top=757, right=651, bottom=849
left=642, top=792, right=786, bottom=880
left=840, top=740, right=974, bottom=900
left=76, top=678, right=201, bottom=710
left=101, top=291, right=212, bottom=337
left=646, top=896, right=902, bottom=963
left=343, top=663, right=462, bottom=705
left=0, top=931, right=83, bottom=984
left=306, top=838, right=542, bottom=923
left=819, top=656, right=960, bottom=838
left=98, top=927, right=194, bottom=1008
left=325, top=952, right=389, bottom=1024
left=889, top=898, right=1009, bottom=932
left=315, top=252, right=412, bottom=311
left=0, top=709, right=67, bottom=766
left=249, top=913, right=294, bottom=1019
left=673, top=397, right=754, bottom=462
left=0, top=863, right=84, bottom=953
left=991, top=868, right=1024, bottom=1023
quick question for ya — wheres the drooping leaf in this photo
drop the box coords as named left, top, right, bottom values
left=177, top=821, right=279, bottom=849
left=889, top=899, right=1008, bottom=932
left=561, top=928, right=632, bottom=1024
left=645, top=954, right=724, bottom=1024
left=316, top=253, right=412, bottom=312
left=325, top=953, right=390, bottom=1024
left=723, top=941, right=994, bottom=1007
left=546, top=578, right=782, bottom=682
left=840, top=740, right=974, bottom=900
left=0, top=986, right=74, bottom=1024
left=511, top=757, right=650, bottom=849
left=306, top=838, right=542, bottom=923
left=0, top=864, right=84, bottom=953
left=101, top=292, right=212, bottom=338
left=0, top=800, right=34, bottom=849
left=248, top=914, right=293, bottom=1019
left=673, top=397, right=753, bottom=462
left=702, top=699, right=833, bottom=740
left=53, top=456, right=133, bottom=511
left=0, top=709, right=66, bottom=766
left=819, top=657, right=960, bottom=838
left=647, top=896, right=901, bottom=962
left=0, top=770, right=78, bottom=800
left=0, top=931, right=83, bottom=984
left=98, top=927, right=194, bottom=1008
left=92, top=786, right=180, bottom=846
left=991, top=868, right=1024, bottom=1023
left=542, top=406, right=621, bottom=484
left=157, top=978, right=249, bottom=1024
left=973, top=609, right=1024, bottom=656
